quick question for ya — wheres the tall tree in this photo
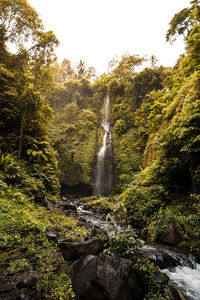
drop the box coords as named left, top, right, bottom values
left=76, top=59, right=86, bottom=79
left=0, top=0, right=43, bottom=45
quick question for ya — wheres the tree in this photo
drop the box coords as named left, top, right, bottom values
left=166, top=0, right=200, bottom=70
left=61, top=59, right=75, bottom=81
left=108, top=53, right=145, bottom=79
left=166, top=0, right=199, bottom=43
left=76, top=59, right=86, bottom=79
left=150, top=55, right=158, bottom=69
left=0, top=0, right=43, bottom=45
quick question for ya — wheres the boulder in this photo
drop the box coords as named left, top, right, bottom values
left=70, top=253, right=144, bottom=300
left=168, top=285, right=186, bottom=300
left=16, top=288, right=41, bottom=300
left=46, top=231, right=58, bottom=242
left=16, top=276, right=37, bottom=289
left=0, top=282, right=17, bottom=300
left=62, top=201, right=77, bottom=211
left=161, top=219, right=182, bottom=245
left=58, top=238, right=105, bottom=261
left=0, top=282, right=15, bottom=294
left=57, top=262, right=74, bottom=275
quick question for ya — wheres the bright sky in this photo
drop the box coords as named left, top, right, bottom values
left=28, top=0, right=191, bottom=75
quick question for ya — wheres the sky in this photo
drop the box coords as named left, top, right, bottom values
left=28, top=0, right=191, bottom=75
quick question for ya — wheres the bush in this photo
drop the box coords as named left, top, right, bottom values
left=121, top=184, right=167, bottom=228
left=38, top=269, right=75, bottom=300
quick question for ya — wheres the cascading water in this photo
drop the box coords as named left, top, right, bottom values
left=142, top=244, right=200, bottom=300
left=93, top=95, right=114, bottom=195
left=163, top=261, right=200, bottom=300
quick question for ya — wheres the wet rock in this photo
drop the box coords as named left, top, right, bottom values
left=62, top=201, right=77, bottom=211
left=153, top=270, right=169, bottom=285
left=150, top=251, right=181, bottom=269
left=59, top=238, right=105, bottom=261
left=160, top=219, right=182, bottom=245
left=46, top=231, right=58, bottom=242
left=16, top=276, right=37, bottom=289
left=77, top=217, right=86, bottom=226
left=70, top=253, right=144, bottom=300
left=168, top=285, right=186, bottom=300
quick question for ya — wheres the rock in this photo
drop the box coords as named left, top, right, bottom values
left=57, top=262, right=73, bottom=275
left=46, top=231, right=58, bottom=242
left=161, top=219, right=182, bottom=245
left=141, top=244, right=184, bottom=269
left=153, top=270, right=169, bottom=285
left=59, top=238, right=105, bottom=261
left=7, top=272, right=15, bottom=277
left=62, top=201, right=77, bottom=211
left=16, top=288, right=41, bottom=300
left=70, top=253, right=144, bottom=300
left=0, top=282, right=15, bottom=293
left=148, top=251, right=181, bottom=269
left=19, top=247, right=28, bottom=253
left=168, top=285, right=186, bottom=300
left=0, top=282, right=18, bottom=300
left=16, top=276, right=37, bottom=289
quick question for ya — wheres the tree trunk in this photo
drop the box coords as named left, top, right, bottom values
left=18, top=113, right=25, bottom=159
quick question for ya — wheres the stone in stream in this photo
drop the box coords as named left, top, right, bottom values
left=62, top=201, right=77, bottom=211
left=58, top=238, right=105, bottom=261
left=67, top=253, right=144, bottom=300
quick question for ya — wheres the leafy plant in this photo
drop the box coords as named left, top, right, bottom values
left=38, top=268, right=75, bottom=300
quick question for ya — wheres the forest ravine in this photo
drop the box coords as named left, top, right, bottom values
left=0, top=0, right=200, bottom=299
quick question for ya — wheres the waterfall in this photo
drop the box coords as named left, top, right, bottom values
left=93, top=95, right=114, bottom=195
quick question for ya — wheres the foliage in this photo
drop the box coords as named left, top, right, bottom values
left=0, top=181, right=88, bottom=298
left=104, top=232, right=170, bottom=300
left=0, top=0, right=43, bottom=44
left=121, top=184, right=167, bottom=229
left=38, top=268, right=75, bottom=300
left=104, top=232, right=144, bottom=257
left=112, top=128, right=142, bottom=191
left=117, top=0, right=200, bottom=246
left=49, top=90, right=99, bottom=185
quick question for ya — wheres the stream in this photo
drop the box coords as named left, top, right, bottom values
left=63, top=197, right=200, bottom=300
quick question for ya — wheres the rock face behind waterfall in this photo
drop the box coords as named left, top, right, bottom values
left=93, top=95, right=114, bottom=195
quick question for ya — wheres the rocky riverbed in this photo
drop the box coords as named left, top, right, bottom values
left=0, top=196, right=198, bottom=300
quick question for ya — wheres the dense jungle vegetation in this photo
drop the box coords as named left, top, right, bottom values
left=0, top=0, right=199, bottom=299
